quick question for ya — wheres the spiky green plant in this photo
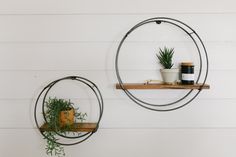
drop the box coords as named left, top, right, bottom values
left=44, top=97, right=87, bottom=157
left=156, top=47, right=174, bottom=69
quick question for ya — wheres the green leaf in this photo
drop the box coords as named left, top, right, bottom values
left=156, top=47, right=175, bottom=69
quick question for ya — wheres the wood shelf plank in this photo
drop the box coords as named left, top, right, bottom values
left=116, top=83, right=210, bottom=90
left=39, top=123, right=97, bottom=132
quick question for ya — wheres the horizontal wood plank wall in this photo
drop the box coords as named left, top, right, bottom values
left=0, top=0, right=236, bottom=14
left=0, top=0, right=235, bottom=157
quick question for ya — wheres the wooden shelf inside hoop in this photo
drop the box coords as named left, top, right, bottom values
left=40, top=123, right=97, bottom=132
left=116, top=83, right=210, bottom=90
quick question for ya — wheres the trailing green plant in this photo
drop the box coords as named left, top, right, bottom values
left=43, top=97, right=87, bottom=157
left=156, top=47, right=174, bottom=69
left=44, top=131, right=65, bottom=157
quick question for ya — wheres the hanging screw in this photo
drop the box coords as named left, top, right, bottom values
left=156, top=20, right=162, bottom=24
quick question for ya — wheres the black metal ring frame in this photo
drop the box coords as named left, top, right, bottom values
left=34, top=76, right=104, bottom=146
left=115, top=17, right=209, bottom=111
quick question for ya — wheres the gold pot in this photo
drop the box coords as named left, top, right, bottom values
left=59, top=108, right=75, bottom=127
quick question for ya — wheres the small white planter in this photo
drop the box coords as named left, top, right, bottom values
left=160, top=68, right=179, bottom=84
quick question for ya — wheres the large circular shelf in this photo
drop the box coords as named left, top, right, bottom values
left=34, top=76, right=104, bottom=146
left=115, top=17, right=209, bottom=111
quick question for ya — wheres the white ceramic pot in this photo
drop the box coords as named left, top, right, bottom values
left=160, top=68, right=179, bottom=84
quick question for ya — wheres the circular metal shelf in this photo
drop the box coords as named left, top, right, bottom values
left=115, top=17, right=209, bottom=111
left=34, top=76, right=104, bottom=146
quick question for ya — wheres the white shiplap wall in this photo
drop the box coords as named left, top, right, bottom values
left=0, top=0, right=236, bottom=157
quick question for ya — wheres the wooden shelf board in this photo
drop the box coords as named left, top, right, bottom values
left=40, top=122, right=97, bottom=132
left=116, top=83, right=210, bottom=90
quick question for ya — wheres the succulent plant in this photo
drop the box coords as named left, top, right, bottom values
left=156, top=47, right=174, bottom=69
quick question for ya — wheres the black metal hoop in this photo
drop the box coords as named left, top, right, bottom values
left=115, top=17, right=209, bottom=111
left=34, top=76, right=104, bottom=146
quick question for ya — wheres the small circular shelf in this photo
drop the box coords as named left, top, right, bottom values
left=115, top=17, right=209, bottom=111
left=34, top=76, right=104, bottom=146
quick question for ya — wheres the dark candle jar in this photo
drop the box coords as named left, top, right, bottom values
left=181, top=62, right=194, bottom=85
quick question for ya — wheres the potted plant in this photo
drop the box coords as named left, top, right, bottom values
left=43, top=97, right=87, bottom=157
left=156, top=47, right=179, bottom=84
